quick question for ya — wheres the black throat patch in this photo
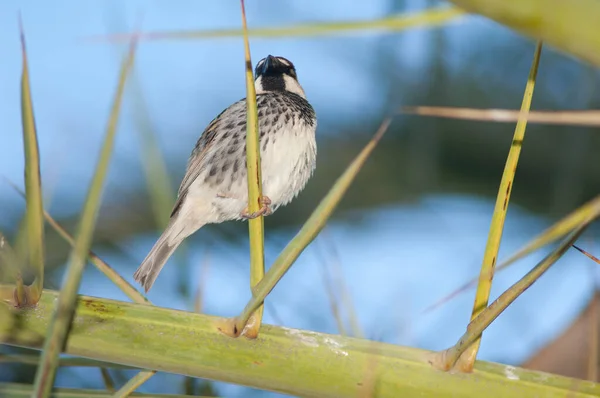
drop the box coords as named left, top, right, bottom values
left=260, top=75, right=286, bottom=92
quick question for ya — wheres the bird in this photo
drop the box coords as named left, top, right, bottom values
left=133, top=55, right=317, bottom=293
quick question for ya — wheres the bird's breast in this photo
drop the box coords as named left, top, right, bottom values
left=189, top=92, right=317, bottom=221
left=260, top=116, right=317, bottom=208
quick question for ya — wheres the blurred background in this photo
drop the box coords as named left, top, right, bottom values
left=1, top=0, right=600, bottom=396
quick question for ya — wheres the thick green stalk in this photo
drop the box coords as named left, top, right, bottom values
left=7, top=181, right=150, bottom=304
left=2, top=290, right=599, bottom=398
left=449, top=0, right=600, bottom=67
left=240, top=0, right=265, bottom=339
left=31, top=38, right=137, bottom=397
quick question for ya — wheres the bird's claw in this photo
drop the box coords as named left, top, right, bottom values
left=241, top=196, right=272, bottom=219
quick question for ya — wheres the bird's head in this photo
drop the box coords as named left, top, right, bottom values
left=254, top=55, right=305, bottom=98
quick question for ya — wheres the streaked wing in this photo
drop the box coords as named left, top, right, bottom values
left=169, top=109, right=226, bottom=217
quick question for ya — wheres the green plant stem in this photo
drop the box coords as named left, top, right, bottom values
left=232, top=119, right=392, bottom=334
left=18, top=17, right=45, bottom=306
left=99, top=368, right=115, bottom=392
left=450, top=0, right=600, bottom=67
left=97, top=8, right=465, bottom=42
left=44, top=210, right=149, bottom=304
left=240, top=0, right=265, bottom=339
left=2, top=290, right=599, bottom=398
left=459, top=42, right=542, bottom=371
left=424, top=194, right=600, bottom=313
left=111, top=370, right=156, bottom=398
left=31, top=37, right=137, bottom=397
left=6, top=180, right=150, bottom=305
left=434, top=220, right=591, bottom=370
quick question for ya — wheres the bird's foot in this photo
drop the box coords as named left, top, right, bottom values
left=241, top=196, right=272, bottom=219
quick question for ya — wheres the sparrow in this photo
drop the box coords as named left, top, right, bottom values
left=134, top=55, right=317, bottom=293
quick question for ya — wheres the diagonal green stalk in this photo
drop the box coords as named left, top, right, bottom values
left=496, top=194, right=600, bottom=269
left=104, top=0, right=174, bottom=230
left=10, top=176, right=160, bottom=394
left=95, top=8, right=464, bottom=43
left=31, top=36, right=138, bottom=397
left=99, top=368, right=115, bottom=392
left=433, top=218, right=592, bottom=371
left=425, top=193, right=600, bottom=313
left=6, top=179, right=150, bottom=304
left=239, top=0, right=265, bottom=339
left=222, top=119, right=392, bottom=336
left=18, top=18, right=45, bottom=307
left=11, top=23, right=154, bottom=397
left=111, top=370, right=156, bottom=397
left=43, top=210, right=149, bottom=304
left=458, top=42, right=542, bottom=372
left=44, top=201, right=156, bottom=396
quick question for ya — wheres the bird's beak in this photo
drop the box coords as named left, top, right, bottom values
left=261, top=55, right=277, bottom=74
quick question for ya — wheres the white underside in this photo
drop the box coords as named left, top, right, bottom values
left=173, top=122, right=316, bottom=240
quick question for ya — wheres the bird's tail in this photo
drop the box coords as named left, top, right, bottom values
left=134, top=221, right=184, bottom=293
